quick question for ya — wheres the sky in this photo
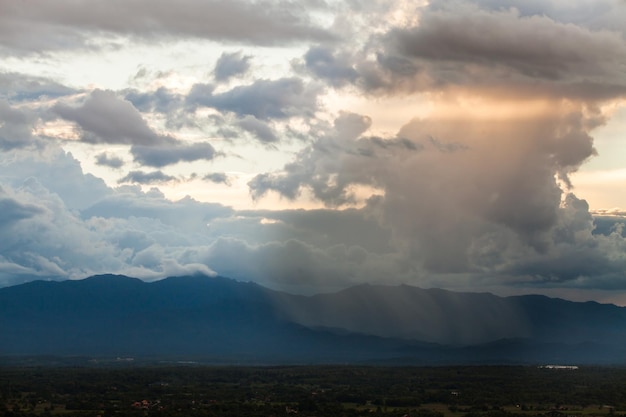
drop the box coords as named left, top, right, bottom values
left=1, top=0, right=626, bottom=304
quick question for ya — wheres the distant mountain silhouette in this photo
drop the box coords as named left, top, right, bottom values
left=1, top=274, right=625, bottom=364
left=273, top=284, right=626, bottom=346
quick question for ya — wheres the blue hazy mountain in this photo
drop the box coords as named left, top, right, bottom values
left=275, top=284, right=626, bottom=346
left=1, top=274, right=625, bottom=364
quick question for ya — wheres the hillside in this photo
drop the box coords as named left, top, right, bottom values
left=1, top=274, right=625, bottom=364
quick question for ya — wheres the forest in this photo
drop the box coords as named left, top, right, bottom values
left=1, top=365, right=626, bottom=417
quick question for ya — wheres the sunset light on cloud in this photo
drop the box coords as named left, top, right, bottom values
left=1, top=0, right=626, bottom=303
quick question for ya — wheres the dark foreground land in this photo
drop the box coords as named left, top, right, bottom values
left=1, top=365, right=626, bottom=417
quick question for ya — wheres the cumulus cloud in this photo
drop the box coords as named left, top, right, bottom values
left=249, top=112, right=421, bottom=205
left=0, top=195, right=44, bottom=226
left=54, top=90, right=219, bottom=167
left=0, top=100, right=40, bottom=150
left=95, top=152, right=125, bottom=169
left=0, top=141, right=408, bottom=292
left=236, top=116, right=278, bottom=143
left=118, top=170, right=177, bottom=185
left=0, top=178, right=126, bottom=282
left=249, top=101, right=614, bottom=283
left=187, top=77, right=321, bottom=120
left=203, top=172, right=232, bottom=185
left=131, top=142, right=217, bottom=167
left=0, top=0, right=335, bottom=54
left=0, top=146, right=112, bottom=211
left=214, top=51, right=252, bottom=82
left=53, top=89, right=167, bottom=146
left=124, top=87, right=182, bottom=114
left=299, top=46, right=358, bottom=87
left=238, top=0, right=626, bottom=290
left=84, top=190, right=232, bottom=233
left=0, top=148, right=234, bottom=286
left=0, top=72, right=75, bottom=102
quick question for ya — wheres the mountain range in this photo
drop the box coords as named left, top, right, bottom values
left=1, top=274, right=625, bottom=364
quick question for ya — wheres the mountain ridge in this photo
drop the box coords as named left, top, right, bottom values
left=1, top=274, right=625, bottom=364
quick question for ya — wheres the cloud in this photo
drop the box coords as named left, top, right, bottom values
left=0, top=178, right=126, bottom=282
left=462, top=0, right=626, bottom=32
left=0, top=146, right=112, bottom=211
left=2, top=0, right=626, bottom=299
left=0, top=72, right=75, bottom=102
left=187, top=77, right=321, bottom=120
left=292, top=1, right=626, bottom=101
left=54, top=90, right=219, bottom=167
left=131, top=142, right=217, bottom=167
left=0, top=0, right=335, bottom=54
left=0, top=147, right=236, bottom=286
left=53, top=89, right=167, bottom=145
left=249, top=102, right=609, bottom=281
left=118, top=170, right=177, bottom=185
left=249, top=112, right=421, bottom=206
left=203, top=172, right=232, bottom=185
left=377, top=2, right=626, bottom=99
left=0, top=100, right=40, bottom=150
left=123, top=87, right=182, bottom=114
left=82, top=186, right=232, bottom=232
left=299, top=46, right=358, bottom=87
left=95, top=152, right=125, bottom=169
left=214, top=51, right=252, bottom=82
left=1, top=139, right=626, bottom=294
left=0, top=143, right=404, bottom=291
left=0, top=195, right=44, bottom=226
left=190, top=236, right=408, bottom=292
left=236, top=116, right=278, bottom=143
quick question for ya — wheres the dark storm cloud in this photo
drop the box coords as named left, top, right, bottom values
left=214, top=51, right=252, bottom=82
left=130, top=142, right=217, bottom=168
left=293, top=1, right=626, bottom=100
left=249, top=104, right=606, bottom=279
left=118, top=170, right=177, bottom=185
left=0, top=0, right=335, bottom=54
left=187, top=77, right=320, bottom=120
left=374, top=3, right=626, bottom=98
left=95, top=152, right=125, bottom=169
left=239, top=0, right=626, bottom=289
